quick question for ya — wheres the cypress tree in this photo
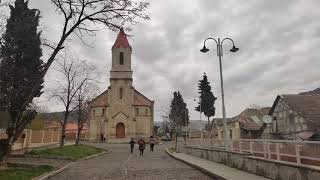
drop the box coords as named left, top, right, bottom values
left=0, top=0, right=43, bottom=167
left=195, top=73, right=217, bottom=130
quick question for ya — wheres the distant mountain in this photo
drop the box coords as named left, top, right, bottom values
left=37, top=111, right=79, bottom=122
left=299, top=88, right=320, bottom=95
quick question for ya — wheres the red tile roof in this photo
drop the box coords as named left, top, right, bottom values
left=88, top=90, right=108, bottom=107
left=88, top=89, right=153, bottom=107
left=133, top=89, right=153, bottom=106
left=112, top=29, right=131, bottom=49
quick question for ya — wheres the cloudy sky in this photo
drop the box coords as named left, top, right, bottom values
left=7, top=0, right=320, bottom=121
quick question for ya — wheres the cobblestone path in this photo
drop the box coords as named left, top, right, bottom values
left=49, top=142, right=214, bottom=180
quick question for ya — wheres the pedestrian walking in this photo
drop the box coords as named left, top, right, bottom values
left=137, top=137, right=146, bottom=156
left=149, top=136, right=156, bottom=152
left=100, top=133, right=104, bottom=143
left=129, top=138, right=135, bottom=154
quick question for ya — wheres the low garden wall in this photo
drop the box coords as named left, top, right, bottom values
left=0, top=129, right=61, bottom=152
left=182, top=146, right=320, bottom=180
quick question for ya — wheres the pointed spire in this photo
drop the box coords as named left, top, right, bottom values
left=112, top=28, right=131, bottom=49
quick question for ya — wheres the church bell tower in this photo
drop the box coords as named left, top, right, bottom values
left=108, top=29, right=134, bottom=134
left=110, top=29, right=132, bottom=81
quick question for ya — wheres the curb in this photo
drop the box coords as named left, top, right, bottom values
left=33, top=149, right=112, bottom=180
left=24, top=154, right=76, bottom=161
left=165, top=148, right=226, bottom=180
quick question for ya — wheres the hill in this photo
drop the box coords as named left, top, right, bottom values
left=299, top=88, right=320, bottom=95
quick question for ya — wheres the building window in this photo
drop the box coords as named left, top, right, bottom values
left=102, top=108, right=105, bottom=115
left=120, top=88, right=123, bottom=99
left=229, top=130, right=233, bottom=139
left=136, top=108, right=139, bottom=115
left=120, top=52, right=124, bottom=65
left=93, top=109, right=96, bottom=116
left=145, top=108, right=148, bottom=115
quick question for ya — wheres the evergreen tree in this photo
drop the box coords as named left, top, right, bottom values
left=195, top=73, right=217, bottom=131
left=169, top=91, right=189, bottom=151
left=0, top=0, right=43, bottom=167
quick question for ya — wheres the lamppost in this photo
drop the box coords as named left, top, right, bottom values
left=200, top=37, right=239, bottom=150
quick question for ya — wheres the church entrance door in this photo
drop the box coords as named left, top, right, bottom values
left=116, top=123, right=125, bottom=138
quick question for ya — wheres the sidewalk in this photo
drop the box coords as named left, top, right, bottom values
left=166, top=149, right=271, bottom=180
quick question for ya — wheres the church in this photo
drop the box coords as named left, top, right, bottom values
left=87, top=29, right=154, bottom=141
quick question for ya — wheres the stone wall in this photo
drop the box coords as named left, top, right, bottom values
left=183, top=146, right=320, bottom=180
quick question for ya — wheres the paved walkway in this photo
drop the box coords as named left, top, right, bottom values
left=168, top=150, right=271, bottom=180
left=48, top=142, right=213, bottom=180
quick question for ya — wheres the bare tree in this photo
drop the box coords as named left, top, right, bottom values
left=52, top=51, right=97, bottom=147
left=159, top=106, right=172, bottom=139
left=6, top=0, right=149, bottom=149
left=74, top=70, right=98, bottom=145
left=25, top=0, right=150, bottom=108
left=0, top=0, right=148, bottom=166
left=249, top=104, right=262, bottom=109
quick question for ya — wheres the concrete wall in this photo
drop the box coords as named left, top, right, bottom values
left=183, top=146, right=320, bottom=180
left=0, top=129, right=60, bottom=152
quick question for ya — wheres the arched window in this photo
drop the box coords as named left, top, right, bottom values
left=120, top=88, right=123, bottom=99
left=119, top=52, right=124, bottom=65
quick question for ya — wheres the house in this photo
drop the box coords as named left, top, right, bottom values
left=45, top=121, right=61, bottom=131
left=268, top=94, right=320, bottom=140
left=214, top=107, right=270, bottom=140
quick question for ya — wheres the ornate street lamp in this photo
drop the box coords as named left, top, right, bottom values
left=200, top=37, right=239, bottom=150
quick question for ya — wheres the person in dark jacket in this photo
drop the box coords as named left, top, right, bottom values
left=149, top=136, right=156, bottom=152
left=137, top=138, right=146, bottom=156
left=100, top=133, right=104, bottom=143
left=129, top=138, right=135, bottom=154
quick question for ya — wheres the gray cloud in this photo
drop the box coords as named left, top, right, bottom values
left=24, top=0, right=320, bottom=121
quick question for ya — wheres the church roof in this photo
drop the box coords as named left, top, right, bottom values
left=133, top=89, right=153, bottom=107
left=112, top=29, right=131, bottom=49
left=88, top=89, right=153, bottom=108
left=88, top=90, right=108, bottom=107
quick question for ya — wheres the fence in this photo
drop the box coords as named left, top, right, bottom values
left=0, top=129, right=61, bottom=151
left=186, top=138, right=320, bottom=166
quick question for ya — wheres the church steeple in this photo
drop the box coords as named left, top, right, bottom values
left=112, top=28, right=131, bottom=50
left=110, top=29, right=133, bottom=80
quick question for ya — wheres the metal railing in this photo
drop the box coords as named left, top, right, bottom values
left=186, top=138, right=320, bottom=166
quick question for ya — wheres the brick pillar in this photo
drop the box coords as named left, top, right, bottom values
left=41, top=131, right=45, bottom=144
left=276, top=143, right=280, bottom=160
left=27, top=130, right=33, bottom=148
left=51, top=131, right=54, bottom=143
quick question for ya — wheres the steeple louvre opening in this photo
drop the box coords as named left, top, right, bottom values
left=120, top=52, right=124, bottom=65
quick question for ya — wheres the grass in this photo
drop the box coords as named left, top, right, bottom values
left=0, top=164, right=54, bottom=180
left=27, top=144, right=103, bottom=160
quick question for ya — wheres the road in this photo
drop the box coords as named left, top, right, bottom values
left=49, top=142, right=214, bottom=180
